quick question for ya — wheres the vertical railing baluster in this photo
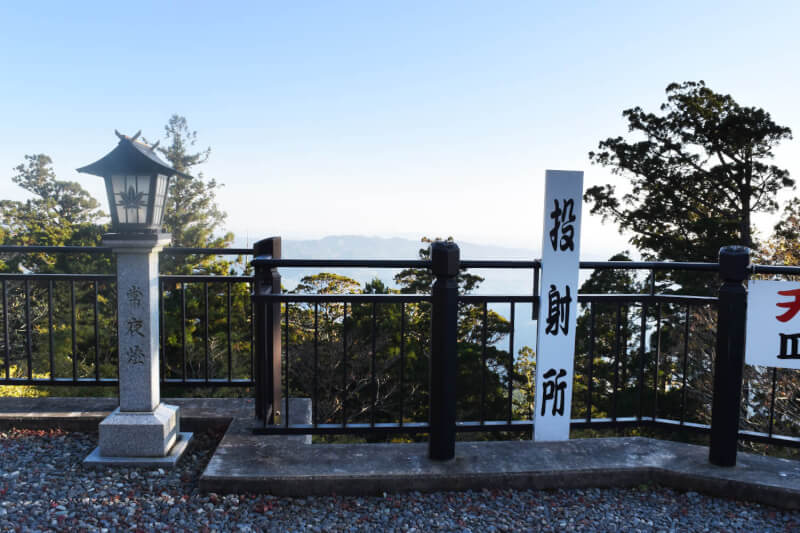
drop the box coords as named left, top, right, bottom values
left=159, top=279, right=165, bottom=381
left=399, top=302, right=406, bottom=427
left=48, top=281, right=54, bottom=380
left=621, top=305, right=628, bottom=397
left=342, top=302, right=348, bottom=426
left=481, top=302, right=487, bottom=425
left=313, top=302, right=319, bottom=427
left=613, top=303, right=621, bottom=422
left=532, top=264, right=539, bottom=319
left=94, top=281, right=100, bottom=381
left=587, top=302, right=595, bottom=423
left=204, top=281, right=209, bottom=383
left=371, top=301, right=377, bottom=427
left=507, top=302, right=515, bottom=424
left=653, top=302, right=662, bottom=420
left=2, top=280, right=8, bottom=380
left=284, top=302, right=290, bottom=427
left=70, top=280, right=76, bottom=381
left=637, top=302, right=647, bottom=421
left=768, top=367, right=778, bottom=437
left=250, top=281, right=255, bottom=388
left=25, top=279, right=32, bottom=379
left=181, top=281, right=187, bottom=382
left=680, top=304, right=690, bottom=425
left=227, top=282, right=232, bottom=382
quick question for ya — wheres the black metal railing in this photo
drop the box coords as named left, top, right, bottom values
left=250, top=242, right=800, bottom=459
left=4, top=241, right=800, bottom=457
left=0, top=245, right=254, bottom=387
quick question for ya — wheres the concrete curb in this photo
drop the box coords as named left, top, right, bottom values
left=3, top=397, right=800, bottom=509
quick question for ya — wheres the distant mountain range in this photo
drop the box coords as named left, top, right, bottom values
left=234, top=234, right=535, bottom=261
left=232, top=234, right=538, bottom=352
left=232, top=234, right=536, bottom=294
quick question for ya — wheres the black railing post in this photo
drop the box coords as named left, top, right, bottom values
left=429, top=241, right=459, bottom=460
left=253, top=237, right=282, bottom=423
left=709, top=245, right=750, bottom=466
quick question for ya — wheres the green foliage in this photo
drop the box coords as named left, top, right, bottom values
left=0, top=154, right=109, bottom=273
left=149, top=114, right=236, bottom=275
left=761, top=199, right=800, bottom=268
left=0, top=116, right=248, bottom=397
left=585, top=82, right=800, bottom=450
left=586, top=81, right=793, bottom=267
left=280, top=238, right=533, bottom=431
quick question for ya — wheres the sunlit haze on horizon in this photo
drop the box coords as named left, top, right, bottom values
left=1, top=1, right=798, bottom=258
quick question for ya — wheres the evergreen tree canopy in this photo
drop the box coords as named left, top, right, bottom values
left=0, top=154, right=107, bottom=272
left=586, top=81, right=793, bottom=264
left=148, top=115, right=234, bottom=274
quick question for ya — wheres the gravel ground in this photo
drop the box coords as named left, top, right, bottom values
left=1, top=428, right=799, bottom=532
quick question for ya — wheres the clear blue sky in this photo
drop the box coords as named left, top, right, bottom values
left=1, top=1, right=798, bottom=256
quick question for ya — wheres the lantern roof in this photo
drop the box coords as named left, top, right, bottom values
left=77, top=130, right=192, bottom=179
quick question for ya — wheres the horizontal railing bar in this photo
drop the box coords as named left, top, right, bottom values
left=0, top=245, right=110, bottom=254
left=461, top=260, right=540, bottom=269
left=253, top=257, right=430, bottom=268
left=0, top=273, right=116, bottom=281
left=255, top=294, right=431, bottom=303
left=162, top=378, right=253, bottom=386
left=253, top=422, right=431, bottom=435
left=253, top=417, right=800, bottom=446
left=253, top=293, right=715, bottom=304
left=752, top=264, right=800, bottom=275
left=570, top=416, right=646, bottom=428
left=253, top=258, right=725, bottom=272
left=161, top=247, right=252, bottom=255
left=0, top=245, right=251, bottom=256
left=7, top=247, right=792, bottom=276
left=459, top=295, right=536, bottom=303
left=580, top=261, right=720, bottom=271
left=159, top=275, right=252, bottom=283
left=0, top=378, right=254, bottom=387
left=0, top=378, right=118, bottom=386
left=738, top=429, right=800, bottom=446
left=0, top=273, right=251, bottom=283
left=650, top=418, right=709, bottom=430
left=252, top=420, right=535, bottom=435
left=578, top=294, right=717, bottom=304
left=455, top=420, right=533, bottom=432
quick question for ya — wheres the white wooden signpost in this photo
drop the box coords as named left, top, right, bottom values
left=746, top=280, right=800, bottom=370
left=534, top=170, right=583, bottom=441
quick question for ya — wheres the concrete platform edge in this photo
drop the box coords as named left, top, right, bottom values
left=4, top=398, right=800, bottom=510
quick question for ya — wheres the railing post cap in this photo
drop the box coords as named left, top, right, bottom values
left=254, top=236, right=281, bottom=258
left=718, top=245, right=750, bottom=281
left=430, top=241, right=460, bottom=277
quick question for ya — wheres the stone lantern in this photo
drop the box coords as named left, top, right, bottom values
left=79, top=131, right=192, bottom=466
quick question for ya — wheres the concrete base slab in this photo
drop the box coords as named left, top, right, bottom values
left=200, top=433, right=800, bottom=509
left=84, top=432, right=193, bottom=468
left=6, top=397, right=800, bottom=510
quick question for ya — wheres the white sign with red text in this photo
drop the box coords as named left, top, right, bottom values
left=745, top=280, right=800, bottom=370
left=534, top=170, right=583, bottom=441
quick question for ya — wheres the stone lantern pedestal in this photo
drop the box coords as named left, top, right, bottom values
left=85, top=233, right=192, bottom=466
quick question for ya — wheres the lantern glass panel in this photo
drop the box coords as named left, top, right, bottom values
left=111, top=175, right=151, bottom=225
left=151, top=174, right=169, bottom=226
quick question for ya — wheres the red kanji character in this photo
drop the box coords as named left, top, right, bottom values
left=776, top=288, right=800, bottom=322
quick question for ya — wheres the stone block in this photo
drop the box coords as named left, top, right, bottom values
left=99, top=403, right=179, bottom=457
left=85, top=432, right=192, bottom=468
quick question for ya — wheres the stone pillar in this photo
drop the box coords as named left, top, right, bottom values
left=85, top=233, right=191, bottom=466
